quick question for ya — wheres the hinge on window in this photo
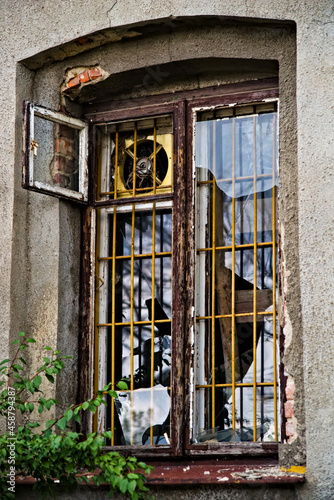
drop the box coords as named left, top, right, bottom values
left=30, top=139, right=39, bottom=156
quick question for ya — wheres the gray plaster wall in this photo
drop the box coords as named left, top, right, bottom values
left=1, top=1, right=334, bottom=500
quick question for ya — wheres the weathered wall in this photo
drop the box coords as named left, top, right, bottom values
left=1, top=1, right=333, bottom=499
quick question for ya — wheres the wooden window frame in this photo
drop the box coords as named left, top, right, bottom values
left=78, top=78, right=280, bottom=460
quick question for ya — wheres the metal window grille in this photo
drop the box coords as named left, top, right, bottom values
left=95, top=116, right=173, bottom=446
left=193, top=102, right=279, bottom=443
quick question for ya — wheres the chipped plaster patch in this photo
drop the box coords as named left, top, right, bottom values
left=61, top=66, right=110, bottom=99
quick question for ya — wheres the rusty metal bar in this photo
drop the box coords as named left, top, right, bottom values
left=253, top=114, right=258, bottom=442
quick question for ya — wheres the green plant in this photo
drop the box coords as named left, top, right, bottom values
left=0, top=332, right=153, bottom=499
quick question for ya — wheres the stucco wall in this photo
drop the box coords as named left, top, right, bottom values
left=1, top=1, right=334, bottom=499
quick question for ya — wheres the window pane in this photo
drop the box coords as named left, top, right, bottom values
left=97, top=115, right=173, bottom=200
left=33, top=116, right=80, bottom=191
left=96, top=205, right=172, bottom=446
left=193, top=103, right=279, bottom=443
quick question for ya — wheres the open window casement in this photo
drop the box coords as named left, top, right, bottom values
left=22, top=102, right=89, bottom=202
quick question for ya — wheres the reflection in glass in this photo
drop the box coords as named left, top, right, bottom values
left=193, top=103, right=278, bottom=443
left=33, top=116, right=80, bottom=191
left=97, top=206, right=172, bottom=445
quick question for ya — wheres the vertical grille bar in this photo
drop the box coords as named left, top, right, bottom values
left=253, top=114, right=258, bottom=441
left=111, top=206, right=117, bottom=445
left=272, top=113, right=278, bottom=441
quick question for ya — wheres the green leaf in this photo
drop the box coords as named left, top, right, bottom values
left=43, top=357, right=50, bottom=364
left=117, top=380, right=128, bottom=391
left=82, top=402, right=89, bottom=411
left=0, top=359, right=9, bottom=366
left=46, top=419, right=55, bottom=429
left=12, top=340, right=20, bottom=345
left=57, top=417, right=67, bottom=431
left=27, top=422, right=39, bottom=428
left=26, top=338, right=36, bottom=343
left=18, top=332, right=25, bottom=337
left=13, top=364, right=23, bottom=371
left=44, top=346, right=52, bottom=350
left=119, top=478, right=128, bottom=494
left=64, top=409, right=73, bottom=422
left=33, top=375, right=42, bottom=389
left=89, top=402, right=97, bottom=413
left=128, top=479, right=137, bottom=495
left=18, top=357, right=26, bottom=364
left=45, top=374, right=54, bottom=384
left=73, top=413, right=81, bottom=424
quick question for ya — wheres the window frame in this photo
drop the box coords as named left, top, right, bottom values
left=22, top=78, right=280, bottom=459
left=22, top=101, right=89, bottom=202
left=80, top=78, right=280, bottom=459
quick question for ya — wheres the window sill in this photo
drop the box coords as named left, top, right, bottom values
left=15, top=461, right=305, bottom=487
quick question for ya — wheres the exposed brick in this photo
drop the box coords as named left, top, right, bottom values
left=55, top=138, right=75, bottom=157
left=285, top=421, right=295, bottom=437
left=285, top=377, right=295, bottom=401
left=284, top=400, right=294, bottom=419
left=89, top=67, right=102, bottom=80
left=68, top=75, right=80, bottom=88
left=79, top=70, right=90, bottom=84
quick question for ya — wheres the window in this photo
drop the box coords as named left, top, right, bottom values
left=23, top=79, right=279, bottom=457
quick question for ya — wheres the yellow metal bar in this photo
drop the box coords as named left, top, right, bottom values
left=153, top=120, right=157, bottom=195
left=98, top=250, right=172, bottom=261
left=94, top=211, right=101, bottom=433
left=197, top=172, right=272, bottom=186
left=97, top=318, right=171, bottom=328
left=196, top=241, right=275, bottom=253
left=106, top=184, right=173, bottom=196
left=195, top=310, right=274, bottom=322
left=253, top=115, right=258, bottom=442
left=272, top=113, right=278, bottom=441
left=130, top=204, right=135, bottom=444
left=231, top=117, right=236, bottom=430
left=196, top=382, right=277, bottom=389
left=150, top=202, right=156, bottom=444
left=211, top=122, right=216, bottom=429
left=111, top=206, right=117, bottom=445
left=114, top=129, right=118, bottom=200
left=133, top=125, right=137, bottom=197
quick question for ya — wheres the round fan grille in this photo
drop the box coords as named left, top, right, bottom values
left=123, top=140, right=168, bottom=190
